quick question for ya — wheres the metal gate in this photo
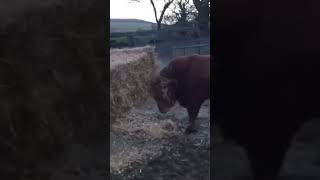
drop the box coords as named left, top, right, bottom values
left=172, top=43, right=209, bottom=57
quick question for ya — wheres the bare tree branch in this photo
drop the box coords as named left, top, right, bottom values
left=193, top=0, right=201, bottom=10
left=130, top=0, right=174, bottom=30
left=150, top=0, right=159, bottom=24
left=158, top=0, right=174, bottom=26
left=150, top=0, right=174, bottom=30
left=192, top=0, right=209, bottom=35
left=193, top=0, right=209, bottom=12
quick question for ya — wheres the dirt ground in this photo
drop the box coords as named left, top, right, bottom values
left=213, top=119, right=320, bottom=180
left=110, top=98, right=210, bottom=180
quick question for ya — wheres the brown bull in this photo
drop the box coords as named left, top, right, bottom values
left=150, top=54, right=210, bottom=134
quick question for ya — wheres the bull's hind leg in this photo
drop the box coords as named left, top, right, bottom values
left=185, top=100, right=203, bottom=134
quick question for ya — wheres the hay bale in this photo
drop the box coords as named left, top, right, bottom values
left=110, top=46, right=157, bottom=123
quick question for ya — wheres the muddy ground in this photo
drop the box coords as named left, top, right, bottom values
left=110, top=98, right=210, bottom=180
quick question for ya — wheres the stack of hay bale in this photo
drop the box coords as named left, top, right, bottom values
left=110, top=46, right=157, bottom=124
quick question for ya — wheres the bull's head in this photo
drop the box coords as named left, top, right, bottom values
left=150, top=76, right=178, bottom=113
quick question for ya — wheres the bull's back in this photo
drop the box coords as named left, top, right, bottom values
left=168, top=55, right=211, bottom=105
left=186, top=55, right=210, bottom=99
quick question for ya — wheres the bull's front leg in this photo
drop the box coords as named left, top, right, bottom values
left=185, top=100, right=202, bottom=134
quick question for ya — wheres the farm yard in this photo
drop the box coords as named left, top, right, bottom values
left=109, top=3, right=211, bottom=180
left=110, top=47, right=211, bottom=180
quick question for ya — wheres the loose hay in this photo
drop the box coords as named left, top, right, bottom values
left=110, top=98, right=211, bottom=178
left=110, top=46, right=158, bottom=123
left=110, top=99, right=179, bottom=174
left=112, top=116, right=177, bottom=140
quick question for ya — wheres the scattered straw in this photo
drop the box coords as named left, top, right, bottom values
left=110, top=99, right=179, bottom=174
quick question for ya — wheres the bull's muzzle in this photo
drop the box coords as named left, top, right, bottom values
left=158, top=104, right=170, bottom=113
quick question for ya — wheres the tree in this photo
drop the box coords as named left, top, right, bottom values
left=193, top=0, right=209, bottom=35
left=163, top=0, right=197, bottom=26
left=131, top=0, right=174, bottom=30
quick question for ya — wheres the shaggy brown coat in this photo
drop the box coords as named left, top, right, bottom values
left=151, top=54, right=210, bottom=134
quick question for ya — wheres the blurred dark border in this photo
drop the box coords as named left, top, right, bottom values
left=0, top=0, right=109, bottom=179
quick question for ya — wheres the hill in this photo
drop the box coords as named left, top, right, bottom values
left=110, top=18, right=156, bottom=33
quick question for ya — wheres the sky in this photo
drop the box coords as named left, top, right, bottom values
left=110, top=0, right=165, bottom=23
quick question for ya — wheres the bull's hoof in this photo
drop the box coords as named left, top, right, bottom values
left=185, top=127, right=197, bottom=134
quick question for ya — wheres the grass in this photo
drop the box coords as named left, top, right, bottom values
left=133, top=35, right=154, bottom=44
left=111, top=21, right=153, bottom=33
left=110, top=34, right=155, bottom=47
left=111, top=36, right=128, bottom=43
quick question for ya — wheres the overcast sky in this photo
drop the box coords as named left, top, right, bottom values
left=110, top=0, right=165, bottom=23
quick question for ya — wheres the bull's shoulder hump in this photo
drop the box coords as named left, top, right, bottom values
left=166, top=57, right=188, bottom=70
left=168, top=54, right=210, bottom=72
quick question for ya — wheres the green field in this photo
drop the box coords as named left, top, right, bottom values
left=110, top=36, right=128, bottom=43
left=110, top=19, right=154, bottom=33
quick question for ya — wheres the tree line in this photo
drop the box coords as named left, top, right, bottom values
left=130, top=0, right=210, bottom=36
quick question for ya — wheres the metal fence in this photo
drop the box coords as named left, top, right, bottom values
left=172, top=43, right=210, bottom=57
